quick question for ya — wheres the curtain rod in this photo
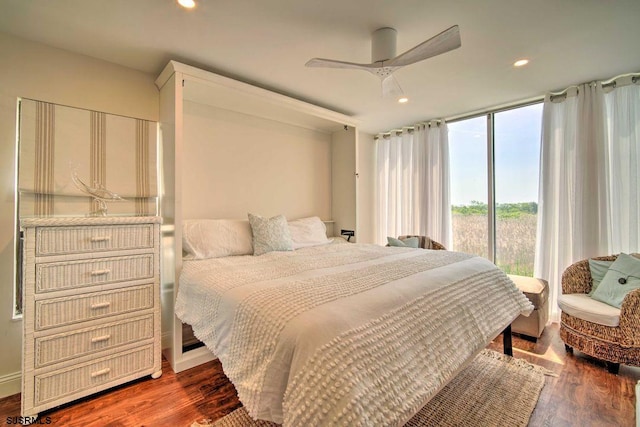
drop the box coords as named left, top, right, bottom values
left=374, top=120, right=443, bottom=140
left=602, top=72, right=638, bottom=87
left=379, top=96, right=545, bottom=136
left=446, top=97, right=544, bottom=124
left=549, top=72, right=639, bottom=101
left=377, top=71, right=639, bottom=137
left=449, top=72, right=639, bottom=120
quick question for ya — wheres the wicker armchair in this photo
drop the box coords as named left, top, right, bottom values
left=396, top=235, right=446, bottom=250
left=560, top=255, right=640, bottom=374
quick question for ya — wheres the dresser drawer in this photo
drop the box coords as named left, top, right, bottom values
left=35, top=284, right=154, bottom=330
left=36, top=254, right=154, bottom=293
left=35, top=224, right=154, bottom=256
left=35, top=314, right=154, bottom=368
left=34, top=344, right=154, bottom=407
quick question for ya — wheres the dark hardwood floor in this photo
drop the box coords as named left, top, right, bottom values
left=1, top=324, right=637, bottom=426
left=488, top=325, right=638, bottom=427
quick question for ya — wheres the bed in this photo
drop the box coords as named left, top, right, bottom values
left=156, top=61, right=532, bottom=426
left=175, top=217, right=533, bottom=426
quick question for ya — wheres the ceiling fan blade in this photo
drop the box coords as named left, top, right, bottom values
left=386, top=25, right=461, bottom=67
left=381, top=74, right=404, bottom=99
left=305, top=58, right=375, bottom=71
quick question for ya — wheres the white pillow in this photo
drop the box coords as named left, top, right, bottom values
left=182, top=219, right=253, bottom=259
left=288, top=216, right=332, bottom=249
left=248, top=213, right=294, bottom=256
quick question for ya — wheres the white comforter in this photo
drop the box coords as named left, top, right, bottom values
left=176, top=241, right=533, bottom=426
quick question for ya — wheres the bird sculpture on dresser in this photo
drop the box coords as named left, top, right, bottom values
left=71, top=170, right=126, bottom=216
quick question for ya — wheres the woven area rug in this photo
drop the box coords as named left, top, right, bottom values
left=197, top=349, right=552, bottom=427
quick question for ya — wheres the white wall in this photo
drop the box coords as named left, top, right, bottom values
left=356, top=131, right=376, bottom=243
left=0, top=32, right=158, bottom=398
left=0, top=32, right=377, bottom=400
left=331, top=127, right=356, bottom=239
left=182, top=101, right=332, bottom=221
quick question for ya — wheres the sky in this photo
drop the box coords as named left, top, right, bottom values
left=448, top=103, right=543, bottom=206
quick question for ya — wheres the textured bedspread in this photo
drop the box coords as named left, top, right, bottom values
left=176, top=241, right=533, bottom=426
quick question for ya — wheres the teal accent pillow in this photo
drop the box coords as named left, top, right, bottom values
left=387, top=236, right=419, bottom=248
left=591, top=253, right=640, bottom=308
left=588, top=259, right=613, bottom=296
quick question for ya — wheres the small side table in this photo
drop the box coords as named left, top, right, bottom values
left=508, top=275, right=549, bottom=342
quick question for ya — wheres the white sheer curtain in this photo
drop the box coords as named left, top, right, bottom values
left=535, top=78, right=640, bottom=321
left=376, top=122, right=451, bottom=247
left=604, top=80, right=640, bottom=253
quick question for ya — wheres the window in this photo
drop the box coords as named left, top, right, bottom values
left=449, top=117, right=488, bottom=259
left=449, top=103, right=543, bottom=276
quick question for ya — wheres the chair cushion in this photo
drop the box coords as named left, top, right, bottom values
left=558, top=293, right=621, bottom=327
left=508, top=275, right=548, bottom=309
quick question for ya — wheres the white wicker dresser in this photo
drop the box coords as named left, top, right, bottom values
left=20, top=216, right=162, bottom=419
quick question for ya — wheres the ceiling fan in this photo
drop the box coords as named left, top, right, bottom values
left=305, top=25, right=461, bottom=99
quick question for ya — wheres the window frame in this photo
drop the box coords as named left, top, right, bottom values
left=448, top=99, right=543, bottom=265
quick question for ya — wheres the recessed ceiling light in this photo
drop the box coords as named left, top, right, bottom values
left=513, top=59, right=529, bottom=67
left=398, top=97, right=409, bottom=104
left=178, top=0, right=196, bottom=8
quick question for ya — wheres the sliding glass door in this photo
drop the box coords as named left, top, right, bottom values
left=449, top=102, right=543, bottom=276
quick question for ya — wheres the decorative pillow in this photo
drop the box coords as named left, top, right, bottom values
left=587, top=259, right=614, bottom=296
left=182, top=219, right=253, bottom=259
left=288, top=216, right=332, bottom=249
left=591, top=253, right=640, bottom=308
left=248, top=213, right=294, bottom=256
left=387, top=236, right=419, bottom=248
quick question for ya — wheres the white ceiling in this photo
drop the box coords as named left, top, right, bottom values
left=1, top=0, right=639, bottom=133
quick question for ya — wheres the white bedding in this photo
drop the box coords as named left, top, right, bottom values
left=176, top=240, right=533, bottom=426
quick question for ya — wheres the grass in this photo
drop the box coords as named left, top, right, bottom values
left=452, top=205, right=537, bottom=277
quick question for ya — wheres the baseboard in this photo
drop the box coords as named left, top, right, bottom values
left=0, top=370, right=21, bottom=399
left=174, top=346, right=215, bottom=373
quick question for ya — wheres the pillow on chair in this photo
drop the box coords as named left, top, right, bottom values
left=591, top=253, right=640, bottom=308
left=588, top=259, right=614, bottom=296
left=387, top=236, right=419, bottom=248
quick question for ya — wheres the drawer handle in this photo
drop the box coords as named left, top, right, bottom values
left=90, top=269, right=111, bottom=276
left=90, top=368, right=111, bottom=378
left=90, top=302, right=111, bottom=310
left=91, top=334, right=112, bottom=343
left=91, top=236, right=111, bottom=243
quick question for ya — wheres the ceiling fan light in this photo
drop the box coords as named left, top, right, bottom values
left=513, top=59, right=529, bottom=67
left=178, top=0, right=196, bottom=9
